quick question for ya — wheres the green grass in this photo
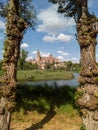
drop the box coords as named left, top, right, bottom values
left=16, top=83, right=77, bottom=115
left=17, top=69, right=74, bottom=81
left=0, top=69, right=74, bottom=81
left=11, top=84, right=81, bottom=129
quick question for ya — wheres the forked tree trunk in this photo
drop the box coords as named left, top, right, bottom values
left=76, top=1, right=98, bottom=129
left=0, top=0, right=27, bottom=129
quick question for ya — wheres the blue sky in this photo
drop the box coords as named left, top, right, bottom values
left=0, top=0, right=98, bottom=63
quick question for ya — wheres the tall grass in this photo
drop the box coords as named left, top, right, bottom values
left=17, top=70, right=74, bottom=81
left=16, top=83, right=77, bottom=114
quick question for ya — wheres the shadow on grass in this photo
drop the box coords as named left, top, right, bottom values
left=26, top=105, right=56, bottom=130
left=16, top=83, right=77, bottom=130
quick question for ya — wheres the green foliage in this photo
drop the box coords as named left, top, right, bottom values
left=18, top=49, right=28, bottom=70
left=18, top=49, right=38, bottom=70
left=0, top=0, right=36, bottom=29
left=16, top=84, right=76, bottom=114
left=19, top=0, right=36, bottom=28
left=0, top=0, right=36, bottom=83
left=22, top=62, right=38, bottom=70
left=40, top=60, right=80, bottom=72
left=57, top=104, right=76, bottom=115
left=17, top=70, right=74, bottom=81
left=71, top=63, right=81, bottom=72
left=74, top=91, right=84, bottom=101
left=65, top=61, right=72, bottom=71
left=49, top=0, right=77, bottom=21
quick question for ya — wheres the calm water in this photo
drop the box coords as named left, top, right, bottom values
left=23, top=73, right=80, bottom=87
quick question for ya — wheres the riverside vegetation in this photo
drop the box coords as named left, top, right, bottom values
left=0, top=69, right=74, bottom=81
left=11, top=84, right=82, bottom=130
left=17, top=69, right=74, bottom=81
left=11, top=70, right=82, bottom=130
left=0, top=69, right=82, bottom=129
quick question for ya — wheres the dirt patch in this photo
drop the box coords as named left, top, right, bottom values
left=11, top=111, right=82, bottom=130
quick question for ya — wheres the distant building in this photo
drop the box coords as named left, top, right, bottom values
left=36, top=51, right=60, bottom=69
left=29, top=50, right=61, bottom=69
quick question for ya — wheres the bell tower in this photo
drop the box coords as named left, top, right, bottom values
left=36, top=50, right=41, bottom=62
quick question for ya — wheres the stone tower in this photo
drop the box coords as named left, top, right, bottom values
left=36, top=50, right=41, bottom=62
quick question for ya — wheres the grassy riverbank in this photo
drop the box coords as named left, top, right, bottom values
left=10, top=84, right=82, bottom=130
left=17, top=69, right=74, bottom=81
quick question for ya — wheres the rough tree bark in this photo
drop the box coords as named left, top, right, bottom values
left=76, top=0, right=98, bottom=129
left=0, top=0, right=27, bottom=129
left=49, top=0, right=98, bottom=129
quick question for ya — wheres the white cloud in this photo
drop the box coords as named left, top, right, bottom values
left=71, top=57, right=79, bottom=63
left=2, top=50, right=5, bottom=54
left=72, top=57, right=78, bottom=60
left=43, top=35, right=57, bottom=42
left=32, top=51, right=37, bottom=54
left=57, top=50, right=69, bottom=56
left=62, top=52, right=69, bottom=56
left=96, top=54, right=98, bottom=57
left=43, top=33, right=73, bottom=43
left=65, top=59, right=71, bottom=62
left=57, top=33, right=73, bottom=42
left=37, top=4, right=75, bottom=34
left=26, top=56, right=33, bottom=61
left=0, top=21, right=5, bottom=29
left=57, top=55, right=65, bottom=61
left=21, top=43, right=29, bottom=48
left=65, top=57, right=79, bottom=63
left=57, top=50, right=64, bottom=54
left=40, top=51, right=50, bottom=57
left=32, top=50, right=50, bottom=57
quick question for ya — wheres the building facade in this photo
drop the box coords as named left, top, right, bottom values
left=36, top=51, right=60, bottom=69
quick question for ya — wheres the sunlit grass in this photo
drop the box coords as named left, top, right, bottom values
left=17, top=69, right=74, bottom=81
left=10, top=84, right=82, bottom=130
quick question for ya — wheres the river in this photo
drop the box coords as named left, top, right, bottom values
left=23, top=73, right=80, bottom=87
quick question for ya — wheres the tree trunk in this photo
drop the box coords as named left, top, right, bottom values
left=0, top=0, right=27, bottom=129
left=0, top=40, right=20, bottom=130
left=0, top=51, right=18, bottom=130
left=76, top=1, right=98, bottom=129
left=77, top=84, right=98, bottom=130
left=0, top=97, right=11, bottom=130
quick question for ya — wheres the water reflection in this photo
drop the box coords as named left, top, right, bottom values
left=23, top=73, right=80, bottom=87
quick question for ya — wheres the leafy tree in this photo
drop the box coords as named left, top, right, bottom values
left=18, top=49, right=28, bottom=70
left=71, top=63, right=81, bottom=72
left=18, top=49, right=39, bottom=70
left=66, top=61, right=72, bottom=71
left=49, top=0, right=98, bottom=130
left=23, top=62, right=38, bottom=70
left=0, top=0, right=36, bottom=129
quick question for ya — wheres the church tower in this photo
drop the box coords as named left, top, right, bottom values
left=36, top=50, right=41, bottom=62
